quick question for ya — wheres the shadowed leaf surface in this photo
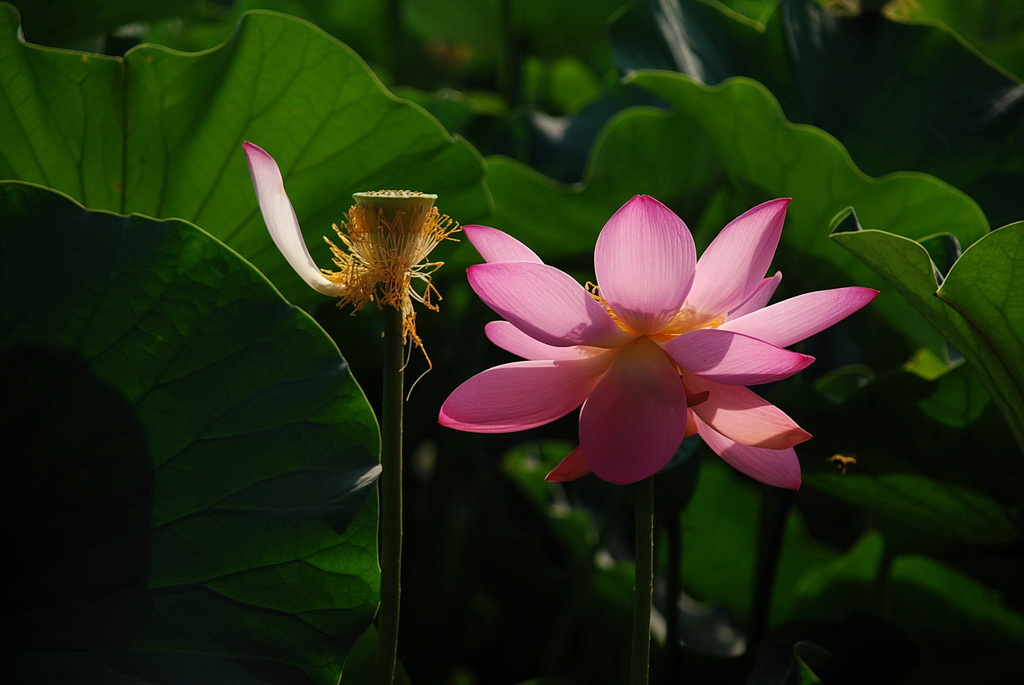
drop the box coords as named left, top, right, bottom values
left=610, top=0, right=1024, bottom=226
left=0, top=182, right=381, bottom=685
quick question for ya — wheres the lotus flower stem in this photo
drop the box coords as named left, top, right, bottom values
left=374, top=305, right=405, bottom=685
left=630, top=476, right=654, bottom=685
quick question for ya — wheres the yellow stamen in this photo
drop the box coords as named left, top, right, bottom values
left=585, top=281, right=640, bottom=335
left=657, top=307, right=726, bottom=338
left=585, top=281, right=728, bottom=341
left=322, top=190, right=460, bottom=365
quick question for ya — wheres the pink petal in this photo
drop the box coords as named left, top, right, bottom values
left=662, top=329, right=813, bottom=385
left=464, top=225, right=543, bottom=264
left=686, top=198, right=790, bottom=319
left=696, top=417, right=801, bottom=489
left=579, top=338, right=688, bottom=484
left=243, top=142, right=343, bottom=296
left=546, top=446, right=592, bottom=482
left=728, top=272, right=782, bottom=318
left=594, top=196, right=696, bottom=335
left=720, top=287, right=879, bottom=348
left=485, top=321, right=600, bottom=360
left=439, top=354, right=614, bottom=433
left=468, top=262, right=634, bottom=349
left=685, top=374, right=811, bottom=449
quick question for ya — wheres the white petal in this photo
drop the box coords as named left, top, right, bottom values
left=244, top=142, right=342, bottom=296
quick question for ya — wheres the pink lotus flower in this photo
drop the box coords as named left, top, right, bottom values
left=439, top=196, right=877, bottom=488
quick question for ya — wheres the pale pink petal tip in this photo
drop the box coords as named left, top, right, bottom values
left=546, top=446, right=591, bottom=482
left=721, top=286, right=880, bottom=348
left=686, top=198, right=790, bottom=318
left=464, top=225, right=544, bottom=264
left=697, top=418, right=802, bottom=489
left=594, top=195, right=696, bottom=335
left=242, top=142, right=342, bottom=296
left=687, top=377, right=811, bottom=450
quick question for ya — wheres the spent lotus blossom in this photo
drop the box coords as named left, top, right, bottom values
left=243, top=141, right=459, bottom=356
left=439, top=195, right=877, bottom=488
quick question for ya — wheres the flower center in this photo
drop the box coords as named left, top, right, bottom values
left=321, top=190, right=460, bottom=359
left=585, top=282, right=640, bottom=335
left=585, top=282, right=725, bottom=341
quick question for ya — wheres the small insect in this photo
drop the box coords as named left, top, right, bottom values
left=829, top=454, right=857, bottom=475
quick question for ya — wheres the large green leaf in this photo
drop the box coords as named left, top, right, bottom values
left=480, top=73, right=988, bottom=368
left=937, top=223, right=1024, bottom=432
left=0, top=182, right=380, bottom=684
left=888, top=0, right=1024, bottom=78
left=793, top=533, right=1024, bottom=682
left=143, top=1, right=395, bottom=73
left=0, top=2, right=489, bottom=307
left=832, top=220, right=1024, bottom=452
left=609, top=0, right=1024, bottom=226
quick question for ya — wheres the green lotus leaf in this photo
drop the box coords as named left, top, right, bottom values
left=609, top=0, right=1024, bottom=226
left=0, top=2, right=489, bottom=307
left=833, top=219, right=1024, bottom=452
left=0, top=181, right=380, bottom=685
left=793, top=532, right=1024, bottom=681
left=888, top=0, right=1024, bottom=78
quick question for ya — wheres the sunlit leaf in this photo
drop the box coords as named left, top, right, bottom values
left=808, top=473, right=1015, bottom=547
left=0, top=3, right=489, bottom=307
left=832, top=219, right=1024, bottom=452
left=937, top=222, right=1024, bottom=440
left=790, top=359, right=1021, bottom=552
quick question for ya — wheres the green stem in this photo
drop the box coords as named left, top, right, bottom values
left=631, top=477, right=654, bottom=685
left=374, top=306, right=405, bottom=685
